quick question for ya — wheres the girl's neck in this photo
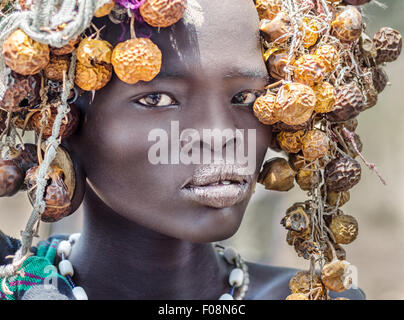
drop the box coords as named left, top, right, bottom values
left=69, top=186, right=232, bottom=299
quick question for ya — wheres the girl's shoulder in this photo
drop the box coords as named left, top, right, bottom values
left=245, top=261, right=366, bottom=300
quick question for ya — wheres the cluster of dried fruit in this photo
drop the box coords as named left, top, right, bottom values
left=0, top=0, right=187, bottom=223
left=255, top=0, right=401, bottom=300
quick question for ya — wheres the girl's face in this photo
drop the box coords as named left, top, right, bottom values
left=69, top=1, right=272, bottom=242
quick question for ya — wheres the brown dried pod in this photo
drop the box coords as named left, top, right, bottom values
left=94, top=0, right=115, bottom=17
left=76, top=38, right=113, bottom=68
left=2, top=29, right=50, bottom=75
left=343, top=0, right=370, bottom=5
left=286, top=293, right=308, bottom=300
left=313, top=82, right=336, bottom=114
left=281, top=203, right=310, bottom=233
left=361, top=76, right=378, bottom=111
left=288, top=152, right=307, bottom=171
left=321, top=260, right=353, bottom=292
left=289, top=271, right=325, bottom=296
left=326, top=83, right=364, bottom=122
left=31, top=101, right=80, bottom=140
left=325, top=157, right=361, bottom=192
left=0, top=159, right=24, bottom=197
left=294, top=239, right=319, bottom=260
left=140, top=0, right=187, bottom=28
left=50, top=37, right=80, bottom=56
left=266, top=50, right=294, bottom=81
left=331, top=6, right=362, bottom=43
left=44, top=55, right=70, bottom=82
left=293, top=54, right=326, bottom=87
left=253, top=94, right=278, bottom=125
left=372, top=67, right=389, bottom=94
left=258, top=157, right=295, bottom=191
left=332, top=118, right=358, bottom=133
left=5, top=144, right=38, bottom=174
left=326, top=191, right=350, bottom=208
left=259, top=11, right=291, bottom=44
left=0, top=73, right=40, bottom=112
left=301, top=129, right=329, bottom=161
left=255, top=0, right=282, bottom=20
left=112, top=38, right=162, bottom=84
left=25, top=165, right=72, bottom=222
left=274, top=82, right=316, bottom=126
left=296, top=166, right=321, bottom=191
left=373, top=27, right=402, bottom=64
left=324, top=243, right=347, bottom=264
left=74, top=62, right=113, bottom=91
left=0, top=110, right=6, bottom=133
left=329, top=214, right=358, bottom=245
left=271, top=118, right=311, bottom=133
left=277, top=130, right=304, bottom=153
left=314, top=45, right=340, bottom=73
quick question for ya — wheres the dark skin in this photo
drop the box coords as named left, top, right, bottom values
left=64, top=0, right=364, bottom=300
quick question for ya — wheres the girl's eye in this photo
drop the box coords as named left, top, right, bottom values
left=134, top=93, right=179, bottom=107
left=231, top=90, right=263, bottom=107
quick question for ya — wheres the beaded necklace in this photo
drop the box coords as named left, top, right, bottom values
left=56, top=233, right=250, bottom=300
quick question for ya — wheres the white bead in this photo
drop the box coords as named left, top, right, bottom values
left=223, top=247, right=237, bottom=264
left=219, top=293, right=234, bottom=300
left=57, top=240, right=72, bottom=258
left=58, top=259, right=74, bottom=277
left=72, top=286, right=88, bottom=300
left=69, top=233, right=81, bottom=245
left=229, top=268, right=244, bottom=287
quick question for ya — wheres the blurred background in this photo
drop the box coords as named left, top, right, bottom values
left=1, top=0, right=403, bottom=300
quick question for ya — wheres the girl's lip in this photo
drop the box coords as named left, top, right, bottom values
left=181, top=181, right=250, bottom=209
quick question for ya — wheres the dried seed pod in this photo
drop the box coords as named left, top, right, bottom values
left=50, top=37, right=80, bottom=56
left=76, top=38, right=113, bottom=68
left=259, top=11, right=291, bottom=44
left=325, top=157, right=361, bottom=192
left=281, top=203, right=310, bottom=233
left=140, top=0, right=187, bottom=28
left=31, top=102, right=80, bottom=140
left=331, top=6, right=362, bottom=43
left=374, top=27, right=402, bottom=64
left=314, top=45, right=340, bottom=73
left=321, top=260, right=353, bottom=292
left=94, top=0, right=115, bottom=17
left=253, top=94, right=278, bottom=125
left=25, top=165, right=72, bottom=222
left=332, top=118, right=358, bottom=133
left=255, top=0, right=282, bottom=20
left=324, top=243, right=347, bottom=264
left=0, top=159, right=24, bottom=197
left=277, top=130, right=304, bottom=153
left=330, top=214, right=358, bottom=245
left=296, top=167, right=321, bottom=191
left=326, top=83, right=364, bottom=122
left=301, top=130, right=329, bottom=161
left=274, top=82, right=316, bottom=126
left=0, top=73, right=40, bottom=112
left=289, top=152, right=307, bottom=171
left=343, top=132, right=363, bottom=159
left=44, top=55, right=70, bottom=82
left=112, top=38, right=162, bottom=84
left=372, top=67, right=389, bottom=93
left=271, top=118, right=311, bottom=133
left=301, top=18, right=319, bottom=49
left=266, top=50, right=294, bottom=80
left=5, top=144, right=38, bottom=174
left=361, top=73, right=378, bottom=111
left=313, top=82, right=336, bottom=114
left=258, top=157, right=295, bottom=191
left=2, top=29, right=49, bottom=75
left=0, top=111, right=6, bottom=133
left=294, top=239, right=319, bottom=260
left=289, top=271, right=325, bottom=296
left=293, top=54, right=326, bottom=87
left=286, top=293, right=308, bottom=300
left=326, top=191, right=350, bottom=208
left=74, top=62, right=113, bottom=91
